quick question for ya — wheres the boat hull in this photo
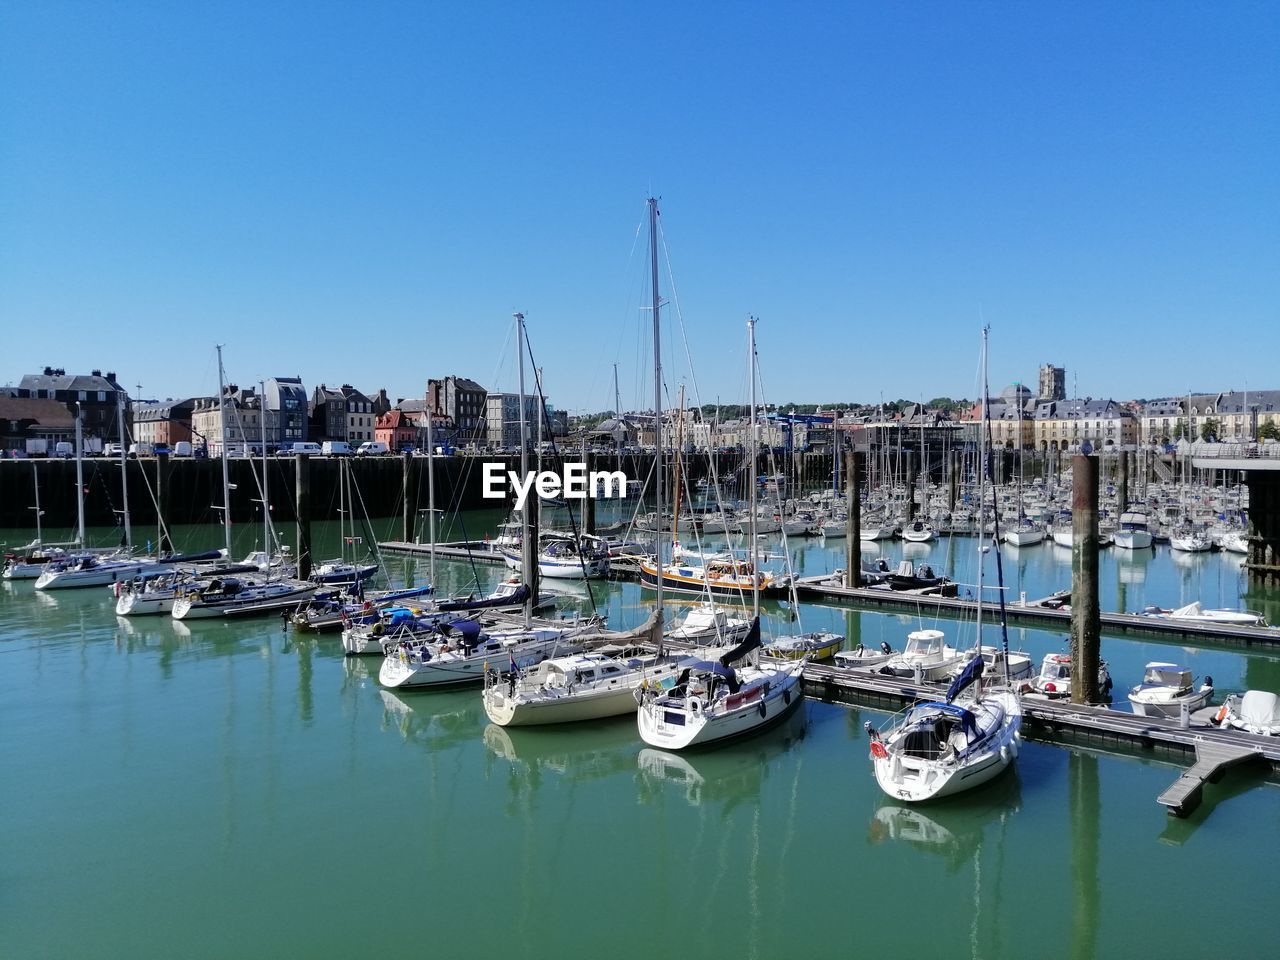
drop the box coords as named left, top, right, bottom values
left=637, top=668, right=802, bottom=750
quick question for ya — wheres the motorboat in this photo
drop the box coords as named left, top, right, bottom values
left=877, top=629, right=966, bottom=681
left=636, top=619, right=804, bottom=751
left=309, top=559, right=379, bottom=585
left=883, top=560, right=948, bottom=592
left=763, top=631, right=843, bottom=661
left=1215, top=690, right=1280, bottom=736
left=1127, top=662, right=1213, bottom=719
left=866, top=657, right=1022, bottom=802
left=833, top=642, right=895, bottom=671
left=502, top=532, right=611, bottom=579
left=946, top=645, right=1033, bottom=683
left=1112, top=512, right=1154, bottom=550
left=1021, top=652, right=1113, bottom=700
left=1140, top=601, right=1268, bottom=628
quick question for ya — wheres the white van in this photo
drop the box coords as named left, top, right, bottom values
left=129, top=442, right=155, bottom=457
left=289, top=442, right=322, bottom=456
left=54, top=441, right=74, bottom=458
left=322, top=441, right=353, bottom=456
left=172, top=441, right=193, bottom=457
left=357, top=441, right=388, bottom=456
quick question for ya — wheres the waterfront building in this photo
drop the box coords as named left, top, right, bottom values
left=1033, top=398, right=1137, bottom=451
left=969, top=385, right=1035, bottom=449
left=1216, top=390, right=1280, bottom=440
left=374, top=409, right=416, bottom=451
left=428, top=376, right=488, bottom=444
left=191, top=387, right=268, bottom=456
left=11, top=367, right=129, bottom=442
left=486, top=392, right=548, bottom=449
left=262, top=377, right=308, bottom=446
left=132, top=398, right=200, bottom=448
left=0, top=397, right=76, bottom=452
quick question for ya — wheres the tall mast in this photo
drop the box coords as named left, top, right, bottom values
left=613, top=362, right=623, bottom=466
left=976, top=327, right=987, bottom=649
left=260, top=380, right=270, bottom=566
left=748, top=315, right=759, bottom=620
left=116, top=390, right=131, bottom=549
left=426, top=393, right=436, bottom=589
left=215, top=345, right=233, bottom=558
left=74, top=403, right=85, bottom=546
left=516, top=312, right=532, bottom=628
left=649, top=197, right=665, bottom=643
left=30, top=461, right=43, bottom=543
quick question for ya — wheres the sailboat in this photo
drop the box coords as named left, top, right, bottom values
left=864, top=327, right=1022, bottom=802
left=310, top=458, right=379, bottom=584
left=36, top=395, right=220, bottom=589
left=171, top=358, right=318, bottom=618
left=1001, top=389, right=1043, bottom=547
left=637, top=314, right=804, bottom=751
left=378, top=314, right=585, bottom=689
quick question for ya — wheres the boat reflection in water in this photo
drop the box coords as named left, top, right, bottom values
left=868, top=772, right=1022, bottom=873
left=379, top=688, right=486, bottom=750
left=636, top=704, right=808, bottom=808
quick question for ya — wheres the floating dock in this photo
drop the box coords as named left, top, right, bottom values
left=800, top=661, right=1280, bottom=816
left=380, top=540, right=508, bottom=565
left=794, top=575, right=1280, bottom=647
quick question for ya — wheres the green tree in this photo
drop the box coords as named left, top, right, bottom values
left=1258, top=421, right=1280, bottom=441
left=1200, top=418, right=1221, bottom=442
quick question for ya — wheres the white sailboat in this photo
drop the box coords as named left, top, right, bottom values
left=865, top=328, right=1022, bottom=802
left=378, top=314, right=580, bottom=689
left=637, top=314, right=803, bottom=751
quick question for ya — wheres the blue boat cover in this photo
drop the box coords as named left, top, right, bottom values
left=946, top=656, right=985, bottom=704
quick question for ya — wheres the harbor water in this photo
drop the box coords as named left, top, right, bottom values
left=3, top=514, right=1279, bottom=959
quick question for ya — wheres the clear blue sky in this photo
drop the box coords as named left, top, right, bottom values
left=2, top=1, right=1277, bottom=413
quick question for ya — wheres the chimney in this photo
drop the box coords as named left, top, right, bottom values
left=43, top=366, right=53, bottom=376
left=106, top=371, right=116, bottom=382
left=91, top=369, right=102, bottom=377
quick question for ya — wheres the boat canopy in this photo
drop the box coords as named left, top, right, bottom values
left=443, top=618, right=482, bottom=641
left=914, top=702, right=979, bottom=740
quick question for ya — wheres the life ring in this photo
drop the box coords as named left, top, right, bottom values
left=1215, top=704, right=1229, bottom=725
left=372, top=623, right=384, bottom=636
left=689, top=697, right=701, bottom=714
left=870, top=741, right=888, bottom=760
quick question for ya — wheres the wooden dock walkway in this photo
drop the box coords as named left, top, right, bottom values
left=379, top=540, right=508, bottom=565
left=1156, top=742, right=1264, bottom=817
left=793, top=576, right=1280, bottom=648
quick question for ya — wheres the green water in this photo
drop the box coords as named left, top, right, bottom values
left=3, top=517, right=1279, bottom=959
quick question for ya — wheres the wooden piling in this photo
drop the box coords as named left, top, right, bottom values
left=845, top=450, right=860, bottom=587
left=296, top=453, right=312, bottom=580
left=1071, top=454, right=1101, bottom=704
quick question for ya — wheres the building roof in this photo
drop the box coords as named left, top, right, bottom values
left=0, top=397, right=77, bottom=429
left=18, top=370, right=123, bottom=393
